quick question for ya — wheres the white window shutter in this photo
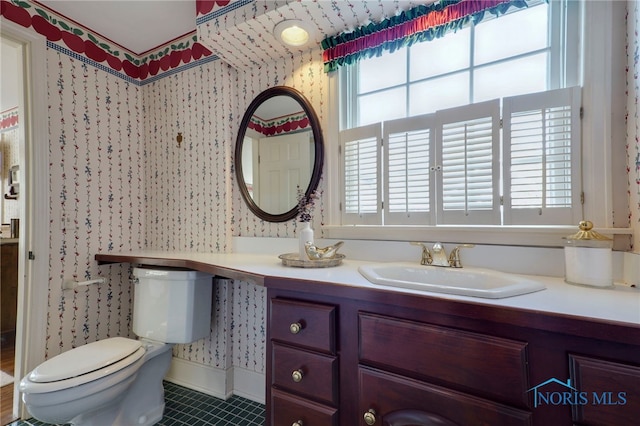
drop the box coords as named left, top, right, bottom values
left=502, top=86, right=581, bottom=225
left=435, top=100, right=501, bottom=225
left=383, top=114, right=436, bottom=225
left=340, top=123, right=383, bottom=225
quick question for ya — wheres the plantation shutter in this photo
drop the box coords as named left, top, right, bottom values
left=435, top=100, right=501, bottom=225
left=340, top=123, right=382, bottom=225
left=502, top=87, right=581, bottom=225
left=384, top=114, right=436, bottom=225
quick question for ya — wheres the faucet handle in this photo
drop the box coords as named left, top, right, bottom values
left=448, top=244, right=475, bottom=268
left=410, top=242, right=433, bottom=265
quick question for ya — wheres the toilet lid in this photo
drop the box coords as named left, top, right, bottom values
left=29, top=337, right=143, bottom=383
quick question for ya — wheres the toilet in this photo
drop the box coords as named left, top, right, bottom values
left=19, top=267, right=213, bottom=426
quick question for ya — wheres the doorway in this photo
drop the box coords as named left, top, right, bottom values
left=0, top=33, right=25, bottom=426
left=0, top=22, right=50, bottom=424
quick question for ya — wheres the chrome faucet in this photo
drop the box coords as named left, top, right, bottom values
left=410, top=242, right=475, bottom=268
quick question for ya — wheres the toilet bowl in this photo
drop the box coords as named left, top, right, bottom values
left=19, top=268, right=213, bottom=425
left=19, top=337, right=172, bottom=425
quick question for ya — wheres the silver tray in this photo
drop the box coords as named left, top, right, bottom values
left=278, top=253, right=345, bottom=268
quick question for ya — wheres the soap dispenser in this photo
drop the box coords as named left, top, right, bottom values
left=564, top=220, right=613, bottom=288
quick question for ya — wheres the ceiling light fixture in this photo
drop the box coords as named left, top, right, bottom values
left=274, top=20, right=312, bottom=47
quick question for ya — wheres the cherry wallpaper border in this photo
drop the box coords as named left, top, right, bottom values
left=196, top=0, right=252, bottom=22
left=1, top=0, right=219, bottom=85
left=0, top=107, right=19, bottom=131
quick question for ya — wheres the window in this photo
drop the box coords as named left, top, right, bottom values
left=337, top=0, right=586, bottom=230
left=341, top=0, right=576, bottom=128
left=339, top=87, right=581, bottom=227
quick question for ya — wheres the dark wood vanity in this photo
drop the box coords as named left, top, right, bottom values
left=95, top=251, right=640, bottom=425
left=265, top=276, right=640, bottom=426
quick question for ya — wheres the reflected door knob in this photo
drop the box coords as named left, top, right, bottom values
left=363, top=409, right=377, bottom=425
left=292, top=421, right=303, bottom=426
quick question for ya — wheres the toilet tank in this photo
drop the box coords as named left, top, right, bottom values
left=132, top=267, right=213, bottom=344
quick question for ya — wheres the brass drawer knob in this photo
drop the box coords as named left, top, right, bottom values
left=289, top=322, right=302, bottom=334
left=291, top=369, right=304, bottom=382
left=363, top=409, right=377, bottom=425
left=292, top=421, right=303, bottom=426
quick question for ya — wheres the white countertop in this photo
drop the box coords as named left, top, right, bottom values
left=96, top=250, right=640, bottom=327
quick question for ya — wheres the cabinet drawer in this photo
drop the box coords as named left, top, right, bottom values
left=569, top=354, right=640, bottom=426
left=359, top=313, right=530, bottom=407
left=272, top=343, right=338, bottom=405
left=359, top=367, right=532, bottom=426
left=272, top=388, right=338, bottom=426
left=271, top=298, right=336, bottom=353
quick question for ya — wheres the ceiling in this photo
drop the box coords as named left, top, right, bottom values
left=37, top=0, right=198, bottom=54
left=35, top=0, right=430, bottom=58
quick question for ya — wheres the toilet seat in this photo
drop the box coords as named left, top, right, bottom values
left=21, top=337, right=145, bottom=394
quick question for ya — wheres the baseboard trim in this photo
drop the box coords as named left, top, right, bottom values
left=165, top=357, right=265, bottom=404
left=233, top=366, right=266, bottom=404
left=165, top=357, right=232, bottom=400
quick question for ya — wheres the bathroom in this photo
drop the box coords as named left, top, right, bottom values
left=1, top=0, right=639, bottom=425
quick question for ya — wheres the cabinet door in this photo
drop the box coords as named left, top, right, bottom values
left=272, top=343, right=339, bottom=405
left=0, top=243, right=18, bottom=333
left=272, top=388, right=338, bottom=426
left=270, top=298, right=336, bottom=353
left=359, top=313, right=530, bottom=408
left=569, top=354, right=640, bottom=426
left=358, top=367, right=532, bottom=426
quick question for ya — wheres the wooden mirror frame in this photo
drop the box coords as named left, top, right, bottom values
left=234, top=86, right=324, bottom=222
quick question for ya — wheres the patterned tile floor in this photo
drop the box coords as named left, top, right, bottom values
left=9, top=381, right=265, bottom=426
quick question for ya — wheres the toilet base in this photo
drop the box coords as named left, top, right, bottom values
left=72, top=396, right=164, bottom=426
left=23, top=340, right=173, bottom=426
left=117, top=342, right=171, bottom=425
left=74, top=341, right=172, bottom=426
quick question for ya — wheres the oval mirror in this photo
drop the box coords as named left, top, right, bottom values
left=235, top=86, right=324, bottom=222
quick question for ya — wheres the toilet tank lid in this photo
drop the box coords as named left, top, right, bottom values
left=133, top=267, right=213, bottom=280
left=29, top=337, right=142, bottom=383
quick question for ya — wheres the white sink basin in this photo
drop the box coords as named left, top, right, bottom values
left=358, top=263, right=546, bottom=299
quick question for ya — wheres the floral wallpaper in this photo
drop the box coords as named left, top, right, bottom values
left=141, top=58, right=267, bottom=372
left=141, top=49, right=325, bottom=373
left=46, top=50, right=145, bottom=355
left=40, top=41, right=271, bottom=376
left=142, top=60, right=234, bottom=252
left=629, top=1, right=640, bottom=250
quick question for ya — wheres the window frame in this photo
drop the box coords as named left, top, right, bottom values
left=324, top=0, right=631, bottom=247
left=340, top=0, right=576, bottom=129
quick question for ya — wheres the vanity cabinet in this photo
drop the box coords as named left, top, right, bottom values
left=358, top=313, right=531, bottom=425
left=268, top=298, right=339, bottom=425
left=265, top=277, right=640, bottom=426
left=569, top=355, right=640, bottom=425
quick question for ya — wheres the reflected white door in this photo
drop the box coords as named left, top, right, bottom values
left=257, top=132, right=312, bottom=214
